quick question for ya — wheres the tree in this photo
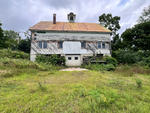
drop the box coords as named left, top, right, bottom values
left=18, top=31, right=31, bottom=53
left=99, top=13, right=121, bottom=51
left=99, top=13, right=120, bottom=36
left=138, top=5, right=150, bottom=23
left=121, top=21, right=150, bottom=51
left=3, top=30, right=21, bottom=49
left=0, top=22, right=5, bottom=48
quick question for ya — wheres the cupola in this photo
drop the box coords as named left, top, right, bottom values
left=67, top=12, right=76, bottom=23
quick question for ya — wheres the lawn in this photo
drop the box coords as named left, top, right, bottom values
left=0, top=63, right=150, bottom=113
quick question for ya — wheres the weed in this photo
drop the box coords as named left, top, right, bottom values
left=136, top=79, right=142, bottom=88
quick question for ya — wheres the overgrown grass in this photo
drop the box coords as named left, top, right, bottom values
left=0, top=60, right=150, bottom=112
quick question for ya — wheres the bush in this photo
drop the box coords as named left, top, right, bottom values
left=83, top=64, right=116, bottom=71
left=103, top=56, right=118, bottom=67
left=0, top=49, right=29, bottom=59
left=113, top=50, right=150, bottom=68
left=136, top=79, right=142, bottom=88
left=112, top=50, right=141, bottom=64
left=36, top=54, right=65, bottom=66
left=141, top=56, right=150, bottom=67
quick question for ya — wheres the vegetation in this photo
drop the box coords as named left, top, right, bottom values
left=36, top=54, right=66, bottom=66
left=0, top=61, right=150, bottom=112
left=0, top=49, right=29, bottom=59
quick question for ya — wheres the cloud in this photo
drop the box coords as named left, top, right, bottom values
left=0, top=0, right=149, bottom=35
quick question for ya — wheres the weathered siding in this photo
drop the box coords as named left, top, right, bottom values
left=30, top=31, right=111, bottom=61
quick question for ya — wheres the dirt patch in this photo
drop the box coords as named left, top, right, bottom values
left=60, top=68, right=88, bottom=71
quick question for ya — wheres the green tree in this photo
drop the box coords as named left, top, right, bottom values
left=121, top=21, right=150, bottom=51
left=138, top=5, right=150, bottom=23
left=0, top=22, right=5, bottom=48
left=18, top=38, right=31, bottom=53
left=99, top=13, right=121, bottom=51
left=3, top=30, right=21, bottom=49
left=18, top=31, right=31, bottom=53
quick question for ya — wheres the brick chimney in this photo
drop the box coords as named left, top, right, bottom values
left=53, top=13, right=56, bottom=24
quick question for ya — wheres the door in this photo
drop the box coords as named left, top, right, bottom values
left=65, top=55, right=82, bottom=66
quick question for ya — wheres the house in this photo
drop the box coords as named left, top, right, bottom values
left=29, top=12, right=111, bottom=66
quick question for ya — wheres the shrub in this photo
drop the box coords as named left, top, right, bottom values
left=136, top=79, right=142, bottom=88
left=112, top=50, right=141, bottom=64
left=83, top=64, right=116, bottom=71
left=0, top=49, right=29, bottom=59
left=103, top=56, right=118, bottom=67
left=36, top=54, right=65, bottom=66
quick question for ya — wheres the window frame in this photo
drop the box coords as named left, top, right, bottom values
left=102, top=42, right=105, bottom=49
left=81, top=41, right=86, bottom=49
left=38, top=41, right=42, bottom=49
left=98, top=41, right=101, bottom=49
left=58, top=41, right=63, bottom=49
left=43, top=41, right=47, bottom=49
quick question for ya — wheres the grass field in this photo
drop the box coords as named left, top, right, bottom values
left=0, top=59, right=150, bottom=113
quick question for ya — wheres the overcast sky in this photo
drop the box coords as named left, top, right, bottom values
left=0, top=0, right=149, bottom=35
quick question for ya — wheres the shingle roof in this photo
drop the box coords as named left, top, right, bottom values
left=29, top=21, right=111, bottom=33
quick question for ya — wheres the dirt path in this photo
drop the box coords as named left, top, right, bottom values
left=60, top=67, right=88, bottom=71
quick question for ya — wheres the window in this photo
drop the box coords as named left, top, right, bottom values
left=68, top=57, right=71, bottom=60
left=58, top=41, right=63, bottom=49
left=70, top=16, right=73, bottom=20
left=98, top=42, right=101, bottom=48
left=38, top=41, right=47, bottom=49
left=43, top=41, right=47, bottom=48
left=81, top=41, right=86, bottom=48
left=102, top=42, right=105, bottom=49
left=75, top=57, right=78, bottom=60
left=34, top=34, right=37, bottom=36
left=38, top=41, right=42, bottom=48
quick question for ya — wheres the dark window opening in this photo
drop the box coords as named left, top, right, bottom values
left=58, top=41, right=63, bottom=49
left=68, top=57, right=71, bottom=60
left=70, top=16, right=73, bottom=20
left=75, top=57, right=78, bottom=60
left=34, top=37, right=36, bottom=40
left=102, top=42, right=105, bottom=49
left=98, top=41, right=101, bottom=48
left=81, top=41, right=86, bottom=48
left=34, top=34, right=37, bottom=36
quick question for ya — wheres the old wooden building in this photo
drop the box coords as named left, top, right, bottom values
left=29, top=12, right=111, bottom=66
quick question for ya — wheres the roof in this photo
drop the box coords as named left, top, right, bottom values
left=29, top=21, right=111, bottom=33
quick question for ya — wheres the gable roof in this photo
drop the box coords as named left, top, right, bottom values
left=29, top=21, right=111, bottom=33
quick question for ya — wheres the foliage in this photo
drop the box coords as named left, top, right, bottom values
left=103, top=56, right=118, bottom=67
left=0, top=22, right=5, bottom=48
left=113, top=50, right=150, bottom=67
left=36, top=54, right=65, bottom=66
left=121, top=21, right=150, bottom=51
left=99, top=13, right=120, bottom=35
left=18, top=38, right=31, bottom=53
left=138, top=5, right=150, bottom=23
left=3, top=30, right=21, bottom=50
left=83, top=64, right=116, bottom=71
left=136, top=79, right=142, bottom=88
left=0, top=49, right=29, bottom=59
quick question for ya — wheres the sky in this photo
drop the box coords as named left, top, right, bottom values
left=0, top=0, right=150, bottom=36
